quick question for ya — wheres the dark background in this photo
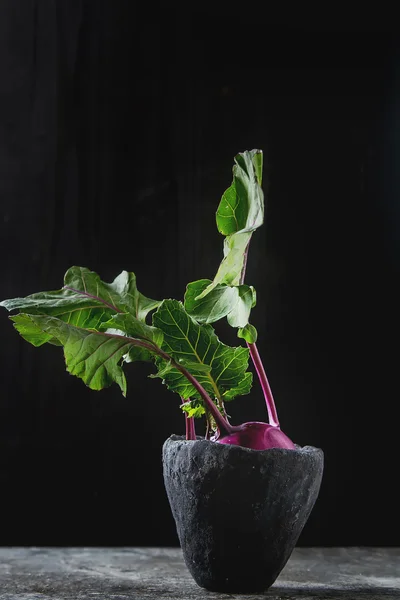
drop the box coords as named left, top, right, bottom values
left=0, top=3, right=399, bottom=547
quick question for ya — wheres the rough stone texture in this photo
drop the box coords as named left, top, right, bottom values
left=0, top=547, right=399, bottom=599
left=162, top=436, right=324, bottom=593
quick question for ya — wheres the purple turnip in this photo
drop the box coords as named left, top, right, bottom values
left=216, top=423, right=295, bottom=450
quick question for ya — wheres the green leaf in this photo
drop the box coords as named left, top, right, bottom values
left=185, top=279, right=256, bottom=329
left=184, top=279, right=239, bottom=323
left=216, top=149, right=264, bottom=236
left=11, top=314, right=160, bottom=396
left=226, top=285, right=255, bottom=328
left=238, top=323, right=258, bottom=344
left=185, top=279, right=238, bottom=323
left=152, top=299, right=252, bottom=401
left=0, top=267, right=160, bottom=331
left=180, top=399, right=206, bottom=419
left=217, top=181, right=249, bottom=235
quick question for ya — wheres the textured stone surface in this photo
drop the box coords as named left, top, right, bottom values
left=163, top=436, right=324, bottom=592
left=0, top=547, right=399, bottom=599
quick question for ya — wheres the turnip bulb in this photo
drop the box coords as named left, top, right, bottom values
left=216, top=421, right=296, bottom=451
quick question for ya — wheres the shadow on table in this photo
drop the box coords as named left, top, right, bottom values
left=268, top=586, right=400, bottom=599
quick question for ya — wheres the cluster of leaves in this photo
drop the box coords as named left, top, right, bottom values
left=0, top=150, right=265, bottom=426
left=1, top=267, right=251, bottom=417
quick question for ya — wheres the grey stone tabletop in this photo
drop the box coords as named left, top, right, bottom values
left=0, top=547, right=398, bottom=599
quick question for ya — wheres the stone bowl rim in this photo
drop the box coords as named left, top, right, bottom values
left=164, top=434, right=323, bottom=459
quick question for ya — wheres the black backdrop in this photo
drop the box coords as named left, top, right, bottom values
left=0, top=4, right=399, bottom=547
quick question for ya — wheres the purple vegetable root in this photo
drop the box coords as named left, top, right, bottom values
left=217, top=421, right=295, bottom=450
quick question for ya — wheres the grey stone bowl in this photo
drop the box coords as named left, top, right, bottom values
left=163, top=435, right=323, bottom=593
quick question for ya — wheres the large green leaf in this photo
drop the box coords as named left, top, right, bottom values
left=0, top=267, right=161, bottom=331
left=152, top=299, right=252, bottom=401
left=184, top=279, right=256, bottom=328
left=11, top=313, right=160, bottom=396
left=216, top=149, right=264, bottom=236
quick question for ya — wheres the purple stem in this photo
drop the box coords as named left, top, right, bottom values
left=239, top=240, right=280, bottom=428
left=182, top=397, right=196, bottom=440
left=247, top=342, right=279, bottom=428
